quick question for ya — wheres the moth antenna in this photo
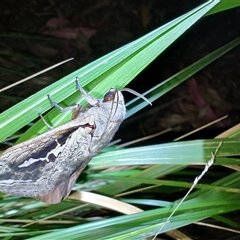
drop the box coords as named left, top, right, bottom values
left=97, top=90, right=122, bottom=148
left=111, top=89, right=120, bottom=118
left=122, top=88, right=152, bottom=106
left=102, top=90, right=119, bottom=135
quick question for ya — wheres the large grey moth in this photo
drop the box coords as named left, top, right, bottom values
left=0, top=77, right=149, bottom=204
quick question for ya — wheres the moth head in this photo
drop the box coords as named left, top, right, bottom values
left=103, top=88, right=151, bottom=106
left=103, top=88, right=124, bottom=106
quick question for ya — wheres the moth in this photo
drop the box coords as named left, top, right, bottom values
left=0, top=77, right=150, bottom=204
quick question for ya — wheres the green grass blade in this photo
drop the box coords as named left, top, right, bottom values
left=125, top=37, right=240, bottom=118
left=0, top=0, right=219, bottom=143
left=206, top=0, right=240, bottom=16
left=90, top=139, right=240, bottom=167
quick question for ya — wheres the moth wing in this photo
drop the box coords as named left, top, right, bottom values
left=36, top=171, right=79, bottom=204
left=0, top=123, right=91, bottom=202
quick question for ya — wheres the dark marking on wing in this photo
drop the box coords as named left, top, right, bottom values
left=56, top=126, right=79, bottom=144
left=28, top=126, right=79, bottom=162
left=0, top=126, right=81, bottom=181
left=0, top=171, right=12, bottom=180
left=48, top=153, right=57, bottom=162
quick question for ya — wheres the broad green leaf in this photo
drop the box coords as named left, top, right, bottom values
left=0, top=0, right=219, bottom=143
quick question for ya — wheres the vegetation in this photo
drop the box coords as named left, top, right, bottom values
left=0, top=1, right=240, bottom=239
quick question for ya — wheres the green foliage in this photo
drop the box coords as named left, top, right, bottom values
left=0, top=1, right=240, bottom=239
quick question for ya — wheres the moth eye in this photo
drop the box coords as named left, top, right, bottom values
left=103, top=89, right=116, bottom=102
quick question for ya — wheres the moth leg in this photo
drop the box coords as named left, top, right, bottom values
left=47, top=94, right=79, bottom=112
left=76, top=77, right=100, bottom=107
left=71, top=105, right=82, bottom=119
left=39, top=114, right=54, bottom=129
left=48, top=94, right=81, bottom=120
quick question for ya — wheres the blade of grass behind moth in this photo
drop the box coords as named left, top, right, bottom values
left=6, top=194, right=237, bottom=239
left=216, top=123, right=240, bottom=139
left=90, top=174, right=240, bottom=196
left=153, top=151, right=218, bottom=237
left=24, top=200, right=240, bottom=240
left=0, top=58, right=74, bottom=93
left=19, top=0, right=216, bottom=142
left=205, top=0, right=240, bottom=16
left=0, top=0, right=218, bottom=143
left=90, top=139, right=240, bottom=168
left=69, top=191, right=143, bottom=214
left=96, top=165, right=185, bottom=196
left=183, top=170, right=240, bottom=201
left=97, top=0, right=220, bottom=89
left=125, top=37, right=240, bottom=119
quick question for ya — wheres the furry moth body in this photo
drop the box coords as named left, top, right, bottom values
left=0, top=78, right=126, bottom=204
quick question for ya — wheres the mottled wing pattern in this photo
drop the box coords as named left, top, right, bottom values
left=0, top=125, right=92, bottom=203
left=37, top=171, right=80, bottom=204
